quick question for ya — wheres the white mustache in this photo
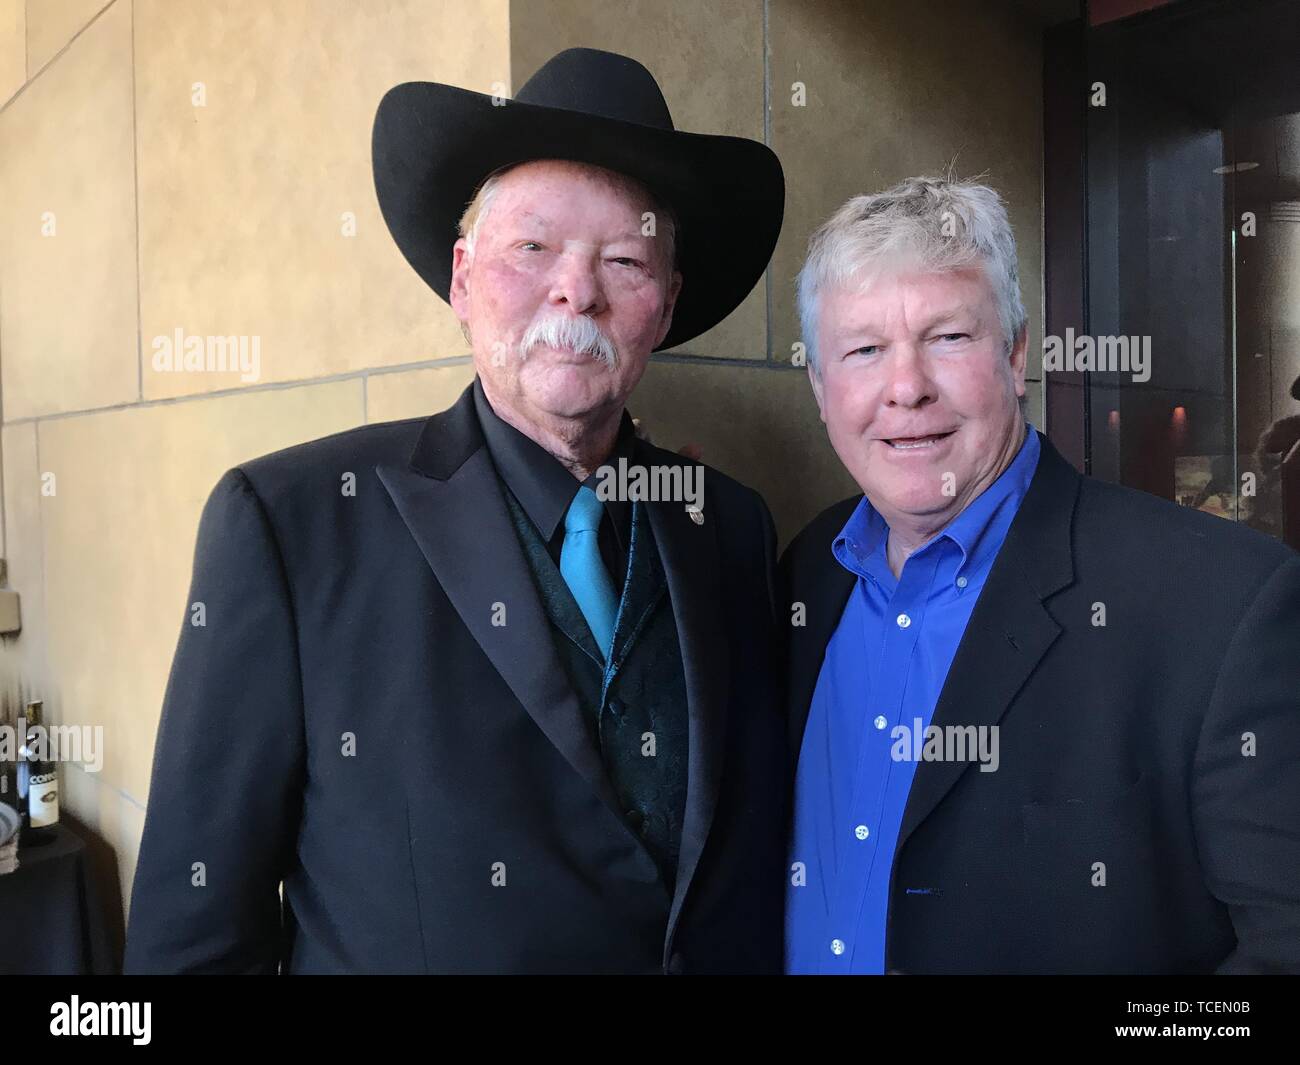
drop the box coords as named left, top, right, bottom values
left=518, top=314, right=618, bottom=367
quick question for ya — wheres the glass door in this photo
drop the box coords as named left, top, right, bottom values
left=1082, top=0, right=1300, bottom=547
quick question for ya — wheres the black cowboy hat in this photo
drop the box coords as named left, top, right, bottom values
left=372, top=47, right=784, bottom=351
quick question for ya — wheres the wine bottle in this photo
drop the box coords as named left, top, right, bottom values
left=20, top=699, right=58, bottom=843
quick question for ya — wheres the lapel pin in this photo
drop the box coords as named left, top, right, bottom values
left=686, top=505, right=704, bottom=525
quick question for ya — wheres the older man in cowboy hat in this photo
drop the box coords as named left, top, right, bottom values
left=124, top=49, right=787, bottom=975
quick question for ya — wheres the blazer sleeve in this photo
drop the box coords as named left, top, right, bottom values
left=756, top=489, right=780, bottom=631
left=1193, top=553, right=1300, bottom=973
left=123, top=468, right=306, bottom=974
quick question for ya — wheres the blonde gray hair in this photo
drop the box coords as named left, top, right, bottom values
left=797, top=175, right=1027, bottom=375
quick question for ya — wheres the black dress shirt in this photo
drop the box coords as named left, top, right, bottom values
left=472, top=378, right=633, bottom=586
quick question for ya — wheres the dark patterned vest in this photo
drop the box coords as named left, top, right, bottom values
left=502, top=488, right=690, bottom=892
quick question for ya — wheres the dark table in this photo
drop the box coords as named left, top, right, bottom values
left=0, top=822, right=115, bottom=974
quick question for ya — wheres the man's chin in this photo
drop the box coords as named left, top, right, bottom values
left=518, top=353, right=645, bottom=415
left=865, top=482, right=964, bottom=523
left=520, top=375, right=620, bottom=421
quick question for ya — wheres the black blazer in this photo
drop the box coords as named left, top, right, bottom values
left=783, top=432, right=1300, bottom=974
left=124, top=383, right=787, bottom=974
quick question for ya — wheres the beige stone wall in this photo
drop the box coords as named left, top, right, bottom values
left=0, top=0, right=497, bottom=953
left=0, top=0, right=1043, bottom=957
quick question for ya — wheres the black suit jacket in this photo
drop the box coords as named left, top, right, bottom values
left=124, top=383, right=786, bottom=974
left=783, top=431, right=1300, bottom=974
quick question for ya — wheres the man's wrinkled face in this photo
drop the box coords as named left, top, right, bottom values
left=810, top=265, right=1027, bottom=529
left=450, top=159, right=681, bottom=425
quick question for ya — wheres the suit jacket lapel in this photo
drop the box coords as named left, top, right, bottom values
left=897, top=433, right=1080, bottom=849
left=785, top=505, right=858, bottom=774
left=639, top=445, right=730, bottom=947
left=375, top=385, right=625, bottom=816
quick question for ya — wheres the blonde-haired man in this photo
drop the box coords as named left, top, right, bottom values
left=784, top=176, right=1300, bottom=974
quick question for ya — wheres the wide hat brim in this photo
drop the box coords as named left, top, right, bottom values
left=372, top=80, right=784, bottom=352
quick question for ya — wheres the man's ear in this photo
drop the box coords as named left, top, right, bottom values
left=653, top=269, right=684, bottom=349
left=449, top=238, right=472, bottom=322
left=1009, top=322, right=1029, bottom=398
left=808, top=359, right=827, bottom=424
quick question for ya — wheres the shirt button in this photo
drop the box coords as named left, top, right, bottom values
left=874, top=715, right=887, bottom=730
left=855, top=825, right=870, bottom=840
left=831, top=939, right=846, bottom=956
left=896, top=613, right=911, bottom=628
left=956, top=576, right=969, bottom=589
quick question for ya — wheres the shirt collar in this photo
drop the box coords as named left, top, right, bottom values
left=833, top=423, right=1041, bottom=585
left=472, top=377, right=634, bottom=546
left=942, top=423, right=1039, bottom=576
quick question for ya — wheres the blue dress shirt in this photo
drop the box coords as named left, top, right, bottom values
left=786, top=426, right=1041, bottom=974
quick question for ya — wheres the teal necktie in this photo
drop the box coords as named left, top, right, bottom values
left=560, top=485, right=618, bottom=658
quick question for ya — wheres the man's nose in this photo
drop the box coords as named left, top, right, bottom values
left=882, top=344, right=936, bottom=408
left=547, top=250, right=606, bottom=316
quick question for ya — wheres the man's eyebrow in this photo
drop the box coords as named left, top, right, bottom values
left=826, top=306, right=891, bottom=333
left=825, top=307, right=977, bottom=340
left=824, top=318, right=883, bottom=339
left=506, top=219, right=650, bottom=246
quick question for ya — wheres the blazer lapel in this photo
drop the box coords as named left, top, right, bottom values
left=785, top=504, right=858, bottom=773
left=375, top=385, right=624, bottom=816
left=896, top=434, right=1081, bottom=849
left=639, top=447, right=730, bottom=950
